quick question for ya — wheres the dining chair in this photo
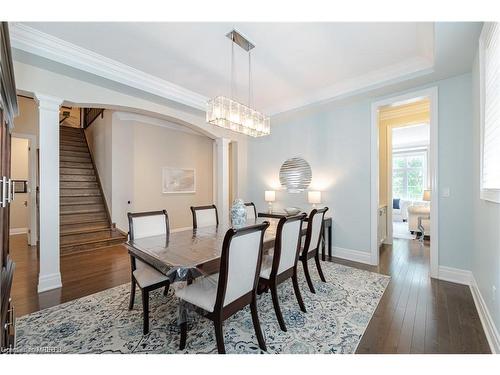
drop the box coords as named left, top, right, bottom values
left=299, top=207, right=329, bottom=293
left=176, top=221, right=270, bottom=354
left=191, top=204, right=218, bottom=228
left=244, top=202, right=257, bottom=220
left=127, top=210, right=171, bottom=335
left=258, top=213, right=307, bottom=332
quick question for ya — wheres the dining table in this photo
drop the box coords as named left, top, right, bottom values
left=125, top=217, right=305, bottom=284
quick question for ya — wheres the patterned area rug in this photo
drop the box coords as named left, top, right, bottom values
left=15, top=262, right=389, bottom=354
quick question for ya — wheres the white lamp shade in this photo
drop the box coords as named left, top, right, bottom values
left=308, top=191, right=321, bottom=204
left=265, top=190, right=276, bottom=202
left=423, top=189, right=431, bottom=201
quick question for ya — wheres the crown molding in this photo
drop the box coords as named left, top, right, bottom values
left=268, top=56, right=434, bottom=116
left=9, top=23, right=208, bottom=111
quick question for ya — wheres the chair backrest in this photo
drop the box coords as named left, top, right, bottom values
left=128, top=210, right=169, bottom=240
left=191, top=205, right=218, bottom=228
left=302, top=207, right=328, bottom=255
left=272, top=213, right=306, bottom=276
left=215, top=222, right=270, bottom=308
left=244, top=202, right=257, bottom=220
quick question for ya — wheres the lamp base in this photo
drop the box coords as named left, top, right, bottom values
left=268, top=202, right=273, bottom=214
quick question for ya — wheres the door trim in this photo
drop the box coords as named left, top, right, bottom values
left=12, top=132, right=37, bottom=246
left=370, top=87, right=439, bottom=278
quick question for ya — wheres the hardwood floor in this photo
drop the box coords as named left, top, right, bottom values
left=10, top=234, right=130, bottom=317
left=9, top=234, right=490, bottom=353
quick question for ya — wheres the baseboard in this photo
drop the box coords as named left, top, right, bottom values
left=10, top=227, right=28, bottom=235
left=331, top=246, right=372, bottom=265
left=171, top=226, right=192, bottom=233
left=37, top=272, right=62, bottom=293
left=470, top=276, right=500, bottom=354
left=438, top=266, right=472, bottom=285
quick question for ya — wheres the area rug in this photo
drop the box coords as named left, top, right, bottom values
left=15, top=262, right=390, bottom=354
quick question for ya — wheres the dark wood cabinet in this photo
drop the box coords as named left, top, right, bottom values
left=0, top=22, right=19, bottom=353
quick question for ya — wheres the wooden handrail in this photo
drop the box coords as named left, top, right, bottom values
left=82, top=108, right=104, bottom=129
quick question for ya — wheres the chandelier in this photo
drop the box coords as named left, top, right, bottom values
left=206, top=30, right=270, bottom=137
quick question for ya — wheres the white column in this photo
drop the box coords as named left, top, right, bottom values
left=35, top=94, right=63, bottom=293
left=215, top=137, right=230, bottom=227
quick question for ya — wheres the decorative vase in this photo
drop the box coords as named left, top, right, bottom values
left=231, top=198, right=247, bottom=227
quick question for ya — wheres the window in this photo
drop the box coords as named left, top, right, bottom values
left=480, top=22, right=500, bottom=203
left=392, top=151, right=427, bottom=201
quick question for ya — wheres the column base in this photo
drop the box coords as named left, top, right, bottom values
left=38, top=272, right=62, bottom=293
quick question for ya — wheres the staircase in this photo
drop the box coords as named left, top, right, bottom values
left=59, top=126, right=127, bottom=255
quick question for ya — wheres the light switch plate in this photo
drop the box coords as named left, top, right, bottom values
left=442, top=187, right=450, bottom=197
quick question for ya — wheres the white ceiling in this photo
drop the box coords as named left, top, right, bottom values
left=11, top=22, right=481, bottom=115
left=392, top=123, right=430, bottom=149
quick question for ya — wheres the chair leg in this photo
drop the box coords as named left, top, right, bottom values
left=214, top=318, right=225, bottom=354
left=292, top=273, right=306, bottom=313
left=314, top=252, right=326, bottom=282
left=270, top=282, right=287, bottom=332
left=128, top=279, right=136, bottom=310
left=142, top=289, right=149, bottom=335
left=163, top=284, right=170, bottom=296
left=179, top=321, right=187, bottom=350
left=250, top=297, right=267, bottom=352
left=302, top=258, right=316, bottom=293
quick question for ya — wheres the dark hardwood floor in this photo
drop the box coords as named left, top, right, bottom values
left=9, top=234, right=490, bottom=353
left=10, top=234, right=130, bottom=317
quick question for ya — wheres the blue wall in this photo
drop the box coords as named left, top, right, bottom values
left=247, top=73, right=474, bottom=271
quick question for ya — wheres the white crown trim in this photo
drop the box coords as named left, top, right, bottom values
left=9, top=23, right=208, bottom=111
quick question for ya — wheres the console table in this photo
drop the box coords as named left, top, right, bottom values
left=258, top=211, right=332, bottom=260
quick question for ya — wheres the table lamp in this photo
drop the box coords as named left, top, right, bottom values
left=265, top=190, right=276, bottom=213
left=308, top=191, right=321, bottom=209
left=423, top=189, right=431, bottom=201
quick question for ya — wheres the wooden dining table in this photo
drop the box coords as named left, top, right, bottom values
left=125, top=218, right=305, bottom=283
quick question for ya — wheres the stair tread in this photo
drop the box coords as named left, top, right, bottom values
left=60, top=234, right=126, bottom=248
left=60, top=222, right=110, bottom=234
left=61, top=230, right=125, bottom=246
left=60, top=208, right=105, bottom=215
left=60, top=227, right=113, bottom=236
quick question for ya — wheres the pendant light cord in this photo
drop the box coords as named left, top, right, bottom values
left=248, top=50, right=252, bottom=107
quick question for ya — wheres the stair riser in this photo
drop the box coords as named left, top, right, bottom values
left=60, top=150, right=91, bottom=157
left=61, top=230, right=116, bottom=245
left=61, top=212, right=107, bottom=225
left=60, top=189, right=101, bottom=197
left=60, top=140, right=87, bottom=147
left=60, top=204, right=105, bottom=214
left=61, top=237, right=126, bottom=256
left=60, top=168, right=95, bottom=176
left=60, top=174, right=97, bottom=182
left=60, top=162, right=94, bottom=169
left=60, top=145, right=88, bottom=152
left=60, top=221, right=110, bottom=233
left=60, top=196, right=102, bottom=205
left=60, top=155, right=91, bottom=163
left=60, top=181, right=99, bottom=189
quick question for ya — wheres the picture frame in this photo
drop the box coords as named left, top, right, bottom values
left=162, top=167, right=196, bottom=194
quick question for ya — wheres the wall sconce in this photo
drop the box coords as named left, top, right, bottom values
left=308, top=191, right=321, bottom=209
left=265, top=190, right=276, bottom=213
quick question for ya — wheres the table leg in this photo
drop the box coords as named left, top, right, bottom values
left=328, top=223, right=332, bottom=258
left=322, top=229, right=326, bottom=261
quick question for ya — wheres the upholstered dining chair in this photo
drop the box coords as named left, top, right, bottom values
left=176, top=221, right=270, bottom=354
left=191, top=204, right=218, bottom=228
left=127, top=210, right=171, bottom=335
left=244, top=202, right=257, bottom=221
left=299, top=207, right=329, bottom=293
left=258, top=213, right=307, bottom=331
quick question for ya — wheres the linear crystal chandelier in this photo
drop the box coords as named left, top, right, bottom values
left=206, top=30, right=270, bottom=137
